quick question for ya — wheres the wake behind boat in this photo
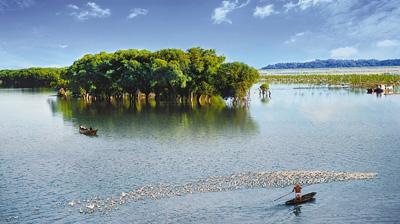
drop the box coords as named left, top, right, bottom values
left=285, top=192, right=316, bottom=205
left=79, top=125, right=97, bottom=136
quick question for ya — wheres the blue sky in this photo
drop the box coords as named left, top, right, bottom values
left=0, top=0, right=399, bottom=69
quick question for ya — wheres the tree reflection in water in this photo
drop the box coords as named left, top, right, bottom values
left=47, top=98, right=258, bottom=137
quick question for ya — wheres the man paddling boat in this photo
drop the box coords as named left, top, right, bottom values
left=292, top=183, right=302, bottom=201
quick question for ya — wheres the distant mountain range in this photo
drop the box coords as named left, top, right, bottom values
left=262, top=59, right=400, bottom=69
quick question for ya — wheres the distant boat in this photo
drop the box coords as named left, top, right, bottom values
left=79, top=125, right=97, bottom=136
left=285, top=192, right=316, bottom=205
left=367, top=84, right=395, bottom=95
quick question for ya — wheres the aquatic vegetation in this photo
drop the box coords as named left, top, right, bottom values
left=260, top=83, right=269, bottom=90
left=68, top=170, right=376, bottom=214
left=262, top=74, right=400, bottom=87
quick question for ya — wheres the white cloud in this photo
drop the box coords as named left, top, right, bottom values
left=322, top=0, right=400, bottom=41
left=253, top=4, right=276, bottom=18
left=212, top=0, right=250, bottom=24
left=330, top=46, right=358, bottom=59
left=298, top=0, right=333, bottom=10
left=0, top=0, right=35, bottom=11
left=67, top=4, right=79, bottom=10
left=285, top=0, right=400, bottom=59
left=283, top=2, right=296, bottom=12
left=68, top=2, right=111, bottom=20
left=127, top=8, right=148, bottom=19
left=58, top=44, right=68, bottom=49
left=377, top=39, right=400, bottom=48
left=279, top=0, right=400, bottom=57
left=284, top=0, right=333, bottom=12
left=284, top=32, right=306, bottom=44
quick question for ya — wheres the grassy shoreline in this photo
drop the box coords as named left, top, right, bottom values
left=261, top=74, right=400, bottom=87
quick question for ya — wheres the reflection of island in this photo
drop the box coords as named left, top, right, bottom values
left=260, top=98, right=270, bottom=104
left=47, top=98, right=258, bottom=137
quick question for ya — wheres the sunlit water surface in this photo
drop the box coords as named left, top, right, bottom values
left=1, top=85, right=399, bottom=223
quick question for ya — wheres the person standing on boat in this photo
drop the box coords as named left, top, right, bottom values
left=292, top=183, right=302, bottom=200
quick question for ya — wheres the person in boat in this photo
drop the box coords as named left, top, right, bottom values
left=89, top=127, right=93, bottom=131
left=292, top=183, right=302, bottom=201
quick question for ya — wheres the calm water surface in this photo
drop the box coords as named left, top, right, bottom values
left=1, top=85, right=399, bottom=223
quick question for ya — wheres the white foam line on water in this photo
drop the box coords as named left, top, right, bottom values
left=68, top=170, right=377, bottom=214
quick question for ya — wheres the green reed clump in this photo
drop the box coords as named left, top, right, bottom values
left=262, top=74, right=400, bottom=87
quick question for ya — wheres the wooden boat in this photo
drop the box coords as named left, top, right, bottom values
left=79, top=126, right=98, bottom=136
left=374, top=87, right=383, bottom=94
left=285, top=192, right=316, bottom=205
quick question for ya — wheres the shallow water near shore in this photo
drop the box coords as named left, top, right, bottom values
left=1, top=84, right=400, bottom=223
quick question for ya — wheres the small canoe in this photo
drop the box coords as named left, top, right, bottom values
left=79, top=126, right=98, bottom=136
left=285, top=192, right=316, bottom=205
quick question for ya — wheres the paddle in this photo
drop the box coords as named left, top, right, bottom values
left=273, top=191, right=292, bottom=202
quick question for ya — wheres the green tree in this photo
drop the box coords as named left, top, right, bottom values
left=186, top=47, right=225, bottom=98
left=215, top=62, right=260, bottom=99
left=59, top=48, right=260, bottom=104
left=260, top=83, right=269, bottom=91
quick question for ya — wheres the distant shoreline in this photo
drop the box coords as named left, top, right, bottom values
left=262, top=59, right=400, bottom=70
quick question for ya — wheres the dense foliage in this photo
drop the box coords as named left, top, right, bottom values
left=263, top=59, right=400, bottom=69
left=65, top=48, right=260, bottom=100
left=260, top=83, right=269, bottom=90
left=0, top=68, right=66, bottom=88
left=262, top=74, right=400, bottom=87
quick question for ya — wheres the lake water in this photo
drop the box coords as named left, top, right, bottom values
left=1, top=85, right=399, bottom=223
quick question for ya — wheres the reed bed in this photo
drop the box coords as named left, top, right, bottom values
left=261, top=74, right=400, bottom=87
